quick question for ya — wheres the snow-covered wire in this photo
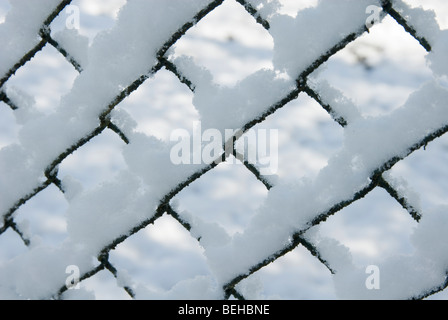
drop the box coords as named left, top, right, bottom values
left=0, top=0, right=447, bottom=300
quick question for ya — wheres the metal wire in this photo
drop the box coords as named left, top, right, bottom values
left=0, top=0, right=447, bottom=300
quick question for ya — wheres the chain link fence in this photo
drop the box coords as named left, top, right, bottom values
left=1, top=0, right=448, bottom=300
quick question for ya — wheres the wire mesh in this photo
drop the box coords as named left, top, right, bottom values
left=0, top=0, right=447, bottom=300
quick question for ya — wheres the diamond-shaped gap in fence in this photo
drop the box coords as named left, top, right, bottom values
left=234, top=92, right=344, bottom=183
left=235, top=243, right=336, bottom=299
left=76, top=268, right=132, bottom=300
left=113, top=68, right=198, bottom=142
left=171, top=0, right=274, bottom=87
left=57, top=129, right=127, bottom=191
left=314, top=15, right=432, bottom=118
left=389, top=133, right=448, bottom=212
left=317, top=187, right=418, bottom=268
left=108, top=213, right=211, bottom=298
left=49, top=0, right=126, bottom=44
left=13, top=184, right=68, bottom=247
left=0, top=0, right=9, bottom=24
left=173, top=155, right=269, bottom=237
left=5, top=44, right=79, bottom=114
left=0, top=228, right=28, bottom=263
left=0, top=101, right=19, bottom=149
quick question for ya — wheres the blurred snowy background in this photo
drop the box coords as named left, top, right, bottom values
left=0, top=0, right=448, bottom=299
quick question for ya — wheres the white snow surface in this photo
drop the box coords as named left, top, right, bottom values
left=270, top=0, right=382, bottom=78
left=0, top=0, right=62, bottom=77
